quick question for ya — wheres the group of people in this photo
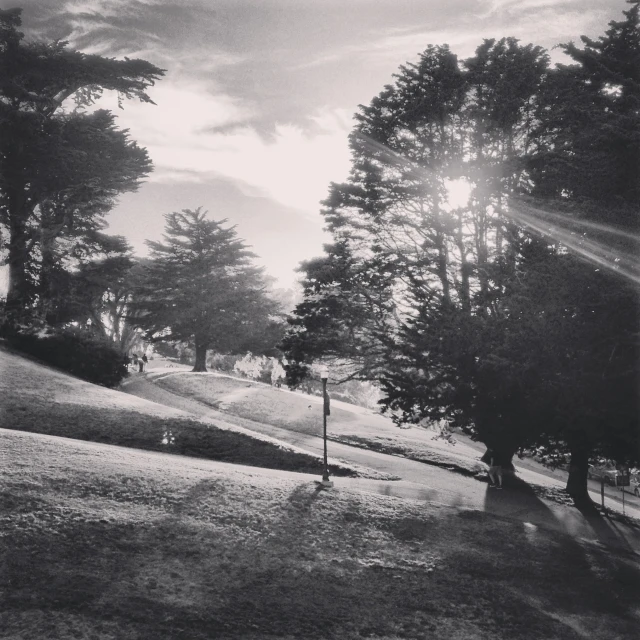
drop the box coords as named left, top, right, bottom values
left=124, top=352, right=148, bottom=373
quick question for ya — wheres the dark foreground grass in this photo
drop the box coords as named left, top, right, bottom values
left=2, top=430, right=639, bottom=640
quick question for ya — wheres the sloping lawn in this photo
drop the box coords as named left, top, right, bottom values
left=0, top=346, right=368, bottom=477
left=155, top=372, right=360, bottom=435
left=155, top=372, right=485, bottom=470
left=2, top=428, right=639, bottom=640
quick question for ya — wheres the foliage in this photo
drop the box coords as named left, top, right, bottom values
left=60, top=239, right=144, bottom=353
left=283, top=6, right=640, bottom=503
left=284, top=38, right=550, bottom=449
left=516, top=1, right=640, bottom=496
left=233, top=353, right=271, bottom=383
left=7, top=326, right=128, bottom=387
left=0, top=8, right=164, bottom=326
left=130, top=208, right=285, bottom=371
left=206, top=351, right=238, bottom=372
left=530, top=0, right=640, bottom=209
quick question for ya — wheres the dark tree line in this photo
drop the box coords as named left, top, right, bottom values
left=283, top=2, right=640, bottom=504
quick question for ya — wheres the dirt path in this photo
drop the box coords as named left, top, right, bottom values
left=122, top=373, right=640, bottom=553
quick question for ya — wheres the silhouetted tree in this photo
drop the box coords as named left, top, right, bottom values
left=0, top=8, right=164, bottom=326
left=284, top=40, right=549, bottom=468
left=130, top=208, right=283, bottom=372
left=284, top=8, right=640, bottom=504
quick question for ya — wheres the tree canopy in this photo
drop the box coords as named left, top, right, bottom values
left=130, top=208, right=284, bottom=371
left=283, top=4, right=640, bottom=504
left=0, top=8, right=164, bottom=327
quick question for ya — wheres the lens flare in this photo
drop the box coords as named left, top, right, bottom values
left=507, top=199, right=640, bottom=286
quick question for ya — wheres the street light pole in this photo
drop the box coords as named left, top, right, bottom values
left=320, top=365, right=332, bottom=486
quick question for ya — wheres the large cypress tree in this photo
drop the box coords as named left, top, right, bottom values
left=131, top=209, right=283, bottom=372
left=0, top=8, right=164, bottom=326
left=284, top=39, right=549, bottom=464
left=284, top=8, right=639, bottom=504
left=518, top=0, right=640, bottom=502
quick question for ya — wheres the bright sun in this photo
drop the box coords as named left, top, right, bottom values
left=444, top=178, right=472, bottom=209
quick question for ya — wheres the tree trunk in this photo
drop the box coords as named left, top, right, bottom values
left=433, top=202, right=450, bottom=302
left=38, top=230, right=58, bottom=323
left=192, top=339, right=208, bottom=372
left=456, top=211, right=471, bottom=313
left=4, top=215, right=33, bottom=327
left=566, top=434, right=593, bottom=506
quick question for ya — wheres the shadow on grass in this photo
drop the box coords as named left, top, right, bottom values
left=484, top=473, right=559, bottom=519
left=485, top=474, right=640, bottom=557
left=2, top=399, right=357, bottom=478
left=329, top=434, right=481, bottom=478
left=373, top=481, right=467, bottom=509
left=3, top=476, right=640, bottom=640
left=573, top=501, right=639, bottom=556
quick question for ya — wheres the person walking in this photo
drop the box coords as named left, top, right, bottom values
left=141, top=353, right=148, bottom=372
left=487, top=449, right=503, bottom=489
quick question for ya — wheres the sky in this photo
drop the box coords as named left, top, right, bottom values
left=10, top=0, right=630, bottom=289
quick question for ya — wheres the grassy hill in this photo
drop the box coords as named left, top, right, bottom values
left=152, top=370, right=488, bottom=474
left=3, top=427, right=640, bottom=640
left=2, top=348, right=640, bottom=639
left=0, top=344, right=380, bottom=478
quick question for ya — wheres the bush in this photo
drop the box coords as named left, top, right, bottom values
left=8, top=327, right=128, bottom=387
left=207, top=352, right=239, bottom=373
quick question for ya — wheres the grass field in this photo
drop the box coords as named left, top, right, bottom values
left=155, top=372, right=486, bottom=473
left=2, top=427, right=640, bottom=640
left=0, top=345, right=369, bottom=478
left=3, top=350, right=640, bottom=639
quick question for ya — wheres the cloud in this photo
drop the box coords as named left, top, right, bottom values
left=63, top=0, right=160, bottom=18
left=480, top=0, right=577, bottom=14
left=31, top=1, right=350, bottom=217
left=292, top=0, right=615, bottom=71
left=91, top=80, right=352, bottom=215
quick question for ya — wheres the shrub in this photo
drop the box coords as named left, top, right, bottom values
left=233, top=353, right=270, bottom=382
left=8, top=327, right=128, bottom=387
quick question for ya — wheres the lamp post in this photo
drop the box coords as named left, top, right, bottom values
left=319, top=365, right=332, bottom=486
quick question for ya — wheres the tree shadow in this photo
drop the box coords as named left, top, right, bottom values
left=483, top=473, right=564, bottom=530
left=572, top=501, right=639, bottom=556
left=484, top=472, right=639, bottom=556
left=5, top=474, right=640, bottom=640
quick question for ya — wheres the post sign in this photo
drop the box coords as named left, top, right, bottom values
left=616, top=473, right=630, bottom=487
